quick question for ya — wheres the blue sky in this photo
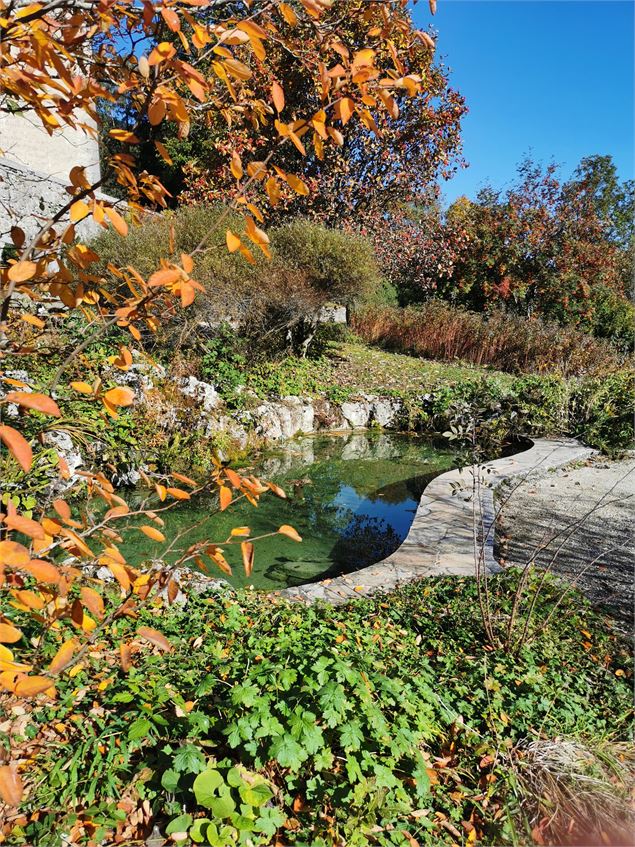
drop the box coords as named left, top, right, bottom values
left=411, top=0, right=635, bottom=204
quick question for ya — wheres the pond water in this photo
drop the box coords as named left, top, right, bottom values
left=121, top=432, right=464, bottom=590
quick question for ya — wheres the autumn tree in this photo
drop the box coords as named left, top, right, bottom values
left=99, top=0, right=466, bottom=224
left=0, top=0, right=444, bottom=815
left=443, top=157, right=634, bottom=346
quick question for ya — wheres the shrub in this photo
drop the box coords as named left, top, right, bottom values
left=270, top=219, right=381, bottom=306
left=571, top=369, right=635, bottom=455
left=91, top=208, right=377, bottom=355
left=352, top=302, right=625, bottom=377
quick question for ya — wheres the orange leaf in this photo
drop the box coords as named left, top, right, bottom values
left=166, top=487, right=190, bottom=500
left=230, top=526, right=250, bottom=537
left=219, top=485, right=232, bottom=511
left=49, top=638, right=78, bottom=674
left=0, top=426, right=32, bottom=472
left=14, top=675, right=54, bottom=697
left=70, top=381, right=94, bottom=395
left=285, top=174, right=309, bottom=195
left=104, top=207, right=129, bottom=237
left=226, top=229, right=241, bottom=253
left=80, top=587, right=104, bottom=620
left=21, top=313, right=45, bottom=329
left=155, top=484, right=167, bottom=502
left=0, top=541, right=30, bottom=567
left=171, top=471, right=197, bottom=487
left=140, top=525, right=165, bottom=542
left=7, top=261, right=36, bottom=283
left=3, top=514, right=45, bottom=540
left=53, top=499, right=71, bottom=521
left=278, top=524, right=302, bottom=542
left=0, top=623, right=22, bottom=644
left=241, top=541, right=254, bottom=577
left=0, top=765, right=23, bottom=806
left=22, top=560, right=61, bottom=584
left=272, top=81, right=285, bottom=112
left=109, top=129, right=140, bottom=144
left=137, top=626, right=172, bottom=652
left=230, top=152, right=243, bottom=180
left=120, top=641, right=133, bottom=672
left=4, top=391, right=61, bottom=417
left=103, top=386, right=134, bottom=407
left=161, top=7, right=180, bottom=30
left=224, top=468, right=242, bottom=488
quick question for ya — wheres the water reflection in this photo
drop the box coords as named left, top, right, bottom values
left=121, top=432, right=461, bottom=590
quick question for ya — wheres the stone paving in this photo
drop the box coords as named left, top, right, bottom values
left=277, top=438, right=595, bottom=605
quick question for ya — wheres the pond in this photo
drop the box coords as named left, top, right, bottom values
left=121, top=432, right=465, bottom=590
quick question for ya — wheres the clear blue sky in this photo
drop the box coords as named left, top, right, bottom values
left=411, top=0, right=635, bottom=204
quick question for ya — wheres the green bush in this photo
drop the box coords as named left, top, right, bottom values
left=571, top=369, right=635, bottom=455
left=91, top=207, right=377, bottom=355
left=588, top=285, right=635, bottom=353
left=271, top=219, right=381, bottom=305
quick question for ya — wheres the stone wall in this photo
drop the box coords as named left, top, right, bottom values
left=0, top=109, right=106, bottom=243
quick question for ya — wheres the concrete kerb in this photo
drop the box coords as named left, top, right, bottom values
left=275, top=437, right=596, bottom=605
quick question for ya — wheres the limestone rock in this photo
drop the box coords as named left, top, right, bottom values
left=178, top=375, right=221, bottom=412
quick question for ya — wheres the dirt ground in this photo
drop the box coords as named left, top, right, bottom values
left=496, top=455, right=634, bottom=631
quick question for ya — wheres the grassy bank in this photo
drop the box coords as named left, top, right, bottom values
left=2, top=573, right=632, bottom=846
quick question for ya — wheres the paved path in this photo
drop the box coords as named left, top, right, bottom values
left=497, top=456, right=635, bottom=629
left=278, top=438, right=595, bottom=605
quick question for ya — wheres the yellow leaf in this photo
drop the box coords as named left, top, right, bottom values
left=226, top=229, right=241, bottom=252
left=7, top=261, right=36, bottom=283
left=70, top=200, right=91, bottom=222
left=278, top=524, right=302, bottom=542
left=0, top=624, right=22, bottom=644
left=140, top=525, right=165, bottom=542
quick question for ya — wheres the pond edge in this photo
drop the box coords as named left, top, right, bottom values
left=276, top=437, right=596, bottom=605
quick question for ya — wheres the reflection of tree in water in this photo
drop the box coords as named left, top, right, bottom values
left=328, top=514, right=403, bottom=573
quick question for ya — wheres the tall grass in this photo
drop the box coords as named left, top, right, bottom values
left=352, top=302, right=626, bottom=377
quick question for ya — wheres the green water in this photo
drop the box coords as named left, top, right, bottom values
left=121, top=432, right=463, bottom=590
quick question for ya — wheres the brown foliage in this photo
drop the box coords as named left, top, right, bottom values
left=353, top=303, right=625, bottom=377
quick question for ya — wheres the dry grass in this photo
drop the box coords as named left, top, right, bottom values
left=511, top=738, right=635, bottom=845
left=352, top=303, right=624, bottom=377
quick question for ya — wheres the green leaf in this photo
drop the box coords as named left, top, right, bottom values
left=128, top=717, right=152, bottom=740
left=339, top=720, right=364, bottom=752
left=209, top=790, right=236, bottom=819
left=161, top=768, right=180, bottom=792
left=189, top=818, right=211, bottom=843
left=269, top=734, right=307, bottom=770
left=226, top=766, right=244, bottom=788
left=193, top=768, right=224, bottom=808
left=173, top=743, right=206, bottom=774
left=165, top=813, right=193, bottom=837
left=238, top=778, right=273, bottom=808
